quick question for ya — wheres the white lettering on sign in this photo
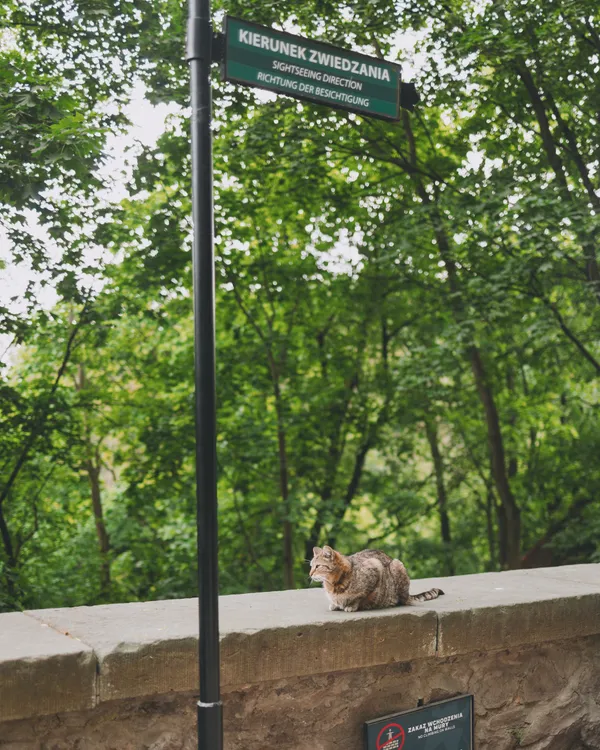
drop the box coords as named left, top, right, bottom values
left=408, top=712, right=464, bottom=734
left=238, top=28, right=391, bottom=82
left=256, top=69, right=370, bottom=107
left=313, top=87, right=369, bottom=107
left=256, top=71, right=299, bottom=91
left=272, top=60, right=363, bottom=90
left=308, top=49, right=391, bottom=81
left=239, top=30, right=309, bottom=63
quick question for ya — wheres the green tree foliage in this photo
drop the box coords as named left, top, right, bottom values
left=0, top=0, right=599, bottom=611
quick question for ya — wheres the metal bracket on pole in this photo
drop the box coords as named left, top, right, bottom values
left=211, top=32, right=225, bottom=64
left=400, top=82, right=419, bottom=112
left=186, top=20, right=224, bottom=64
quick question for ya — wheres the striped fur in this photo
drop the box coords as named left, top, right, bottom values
left=409, top=587, right=445, bottom=603
left=310, top=545, right=445, bottom=612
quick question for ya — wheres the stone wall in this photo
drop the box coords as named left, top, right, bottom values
left=1, top=564, right=600, bottom=749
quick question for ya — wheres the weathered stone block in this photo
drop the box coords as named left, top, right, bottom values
left=433, top=567, right=600, bottom=656
left=219, top=588, right=438, bottom=686
left=0, top=613, right=95, bottom=722
left=26, top=600, right=199, bottom=703
left=26, top=588, right=438, bottom=702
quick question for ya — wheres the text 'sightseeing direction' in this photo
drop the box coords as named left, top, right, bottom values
left=224, top=17, right=401, bottom=120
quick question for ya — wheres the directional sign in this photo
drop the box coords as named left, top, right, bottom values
left=365, top=695, right=474, bottom=750
left=224, top=16, right=401, bottom=121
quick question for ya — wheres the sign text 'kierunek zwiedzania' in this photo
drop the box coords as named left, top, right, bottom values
left=224, top=17, right=401, bottom=120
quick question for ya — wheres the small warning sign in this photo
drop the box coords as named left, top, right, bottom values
left=364, top=695, right=473, bottom=750
left=376, top=722, right=405, bottom=750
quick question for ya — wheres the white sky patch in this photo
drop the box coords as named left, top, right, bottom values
left=99, top=81, right=182, bottom=197
left=314, top=229, right=364, bottom=276
left=392, top=27, right=430, bottom=81
left=0, top=81, right=180, bottom=364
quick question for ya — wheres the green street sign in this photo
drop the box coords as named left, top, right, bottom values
left=224, top=17, right=401, bottom=121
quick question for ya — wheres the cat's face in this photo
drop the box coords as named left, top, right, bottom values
left=309, top=545, right=339, bottom=583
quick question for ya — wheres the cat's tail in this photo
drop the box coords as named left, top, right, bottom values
left=408, top=588, right=444, bottom=603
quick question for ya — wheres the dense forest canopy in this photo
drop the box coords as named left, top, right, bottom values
left=0, top=0, right=599, bottom=611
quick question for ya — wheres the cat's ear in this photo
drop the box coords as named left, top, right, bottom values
left=322, top=545, right=334, bottom=559
left=312, top=546, right=322, bottom=556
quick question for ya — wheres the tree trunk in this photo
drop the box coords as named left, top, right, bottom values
left=0, top=309, right=89, bottom=607
left=514, top=59, right=569, bottom=189
left=305, top=515, right=325, bottom=566
left=306, top=401, right=386, bottom=559
left=506, top=366, right=518, bottom=480
left=470, top=348, right=521, bottom=568
left=485, top=488, right=497, bottom=570
left=304, top=366, right=361, bottom=564
left=76, top=364, right=112, bottom=597
left=515, top=58, right=600, bottom=301
left=227, top=277, right=295, bottom=588
left=0, top=504, right=19, bottom=604
left=543, top=299, right=600, bottom=374
left=496, top=499, right=509, bottom=570
left=275, top=400, right=294, bottom=590
left=521, top=495, right=595, bottom=568
left=0, top=308, right=88, bottom=509
left=425, top=419, right=454, bottom=575
left=269, top=357, right=294, bottom=589
left=85, top=460, right=111, bottom=597
left=328, top=438, right=372, bottom=551
left=401, top=111, right=521, bottom=568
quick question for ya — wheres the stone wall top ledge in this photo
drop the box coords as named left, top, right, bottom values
left=1, top=563, right=599, bottom=723
left=0, top=612, right=95, bottom=723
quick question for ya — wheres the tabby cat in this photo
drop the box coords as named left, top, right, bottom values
left=310, top=545, right=444, bottom=612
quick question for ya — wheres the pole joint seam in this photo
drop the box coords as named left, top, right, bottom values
left=186, top=15, right=212, bottom=63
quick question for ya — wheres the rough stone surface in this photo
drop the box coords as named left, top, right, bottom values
left=1, top=563, right=599, bottom=747
left=430, top=568, right=600, bottom=656
left=26, top=588, right=438, bottom=699
left=0, top=612, right=95, bottom=722
left=526, top=563, right=600, bottom=586
left=219, top=589, right=437, bottom=687
left=1, top=636, right=600, bottom=749
left=25, top=599, right=199, bottom=702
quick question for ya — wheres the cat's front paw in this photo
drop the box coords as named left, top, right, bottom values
left=329, top=603, right=342, bottom=611
left=343, top=604, right=359, bottom=612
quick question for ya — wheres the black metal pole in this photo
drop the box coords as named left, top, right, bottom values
left=186, top=1, right=222, bottom=749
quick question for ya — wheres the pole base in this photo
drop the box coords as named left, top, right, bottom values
left=197, top=700, right=223, bottom=750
